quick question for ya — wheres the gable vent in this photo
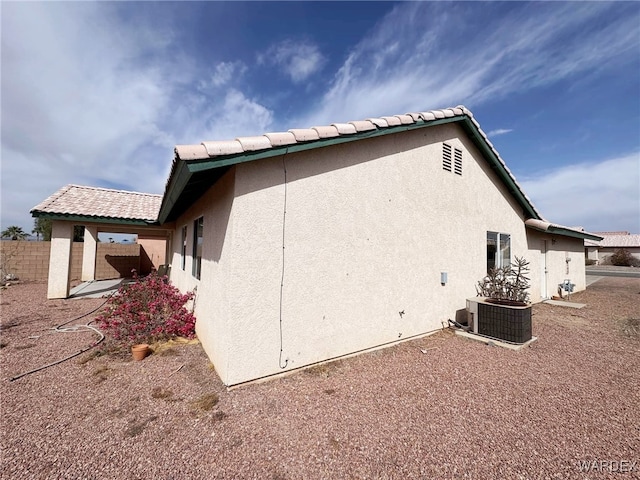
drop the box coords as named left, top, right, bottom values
left=454, top=148, right=462, bottom=175
left=443, top=143, right=452, bottom=172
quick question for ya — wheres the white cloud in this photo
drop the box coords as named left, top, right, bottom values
left=0, top=3, right=272, bottom=231
left=1, top=3, right=178, bottom=229
left=260, top=40, right=326, bottom=83
left=205, top=61, right=247, bottom=88
left=519, top=154, right=640, bottom=233
left=487, top=129, right=513, bottom=137
left=199, top=89, right=273, bottom=141
left=296, top=2, right=639, bottom=126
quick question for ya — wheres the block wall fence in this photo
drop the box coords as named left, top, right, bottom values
left=1, top=241, right=144, bottom=282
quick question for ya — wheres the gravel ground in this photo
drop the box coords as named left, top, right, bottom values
left=1, top=278, right=639, bottom=479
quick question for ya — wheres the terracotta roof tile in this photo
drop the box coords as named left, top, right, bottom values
left=367, top=117, right=389, bottom=128
left=332, top=123, right=357, bottom=135
left=394, top=114, right=414, bottom=124
left=312, top=125, right=340, bottom=138
left=264, top=131, right=297, bottom=146
left=202, top=140, right=243, bottom=156
left=174, top=144, right=209, bottom=160
left=349, top=120, right=376, bottom=132
left=288, top=128, right=320, bottom=142
left=380, top=116, right=402, bottom=126
left=418, top=111, right=437, bottom=121
left=236, top=135, right=272, bottom=152
left=31, top=185, right=161, bottom=222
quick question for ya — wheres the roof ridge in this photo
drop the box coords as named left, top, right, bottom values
left=162, top=104, right=546, bottom=224
left=175, top=106, right=473, bottom=161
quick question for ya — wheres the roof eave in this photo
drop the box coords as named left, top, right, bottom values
left=30, top=211, right=160, bottom=227
left=157, top=159, right=193, bottom=224
left=158, top=117, right=463, bottom=223
left=158, top=112, right=544, bottom=226
left=525, top=223, right=603, bottom=241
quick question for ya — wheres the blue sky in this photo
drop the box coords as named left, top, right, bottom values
left=2, top=1, right=639, bottom=236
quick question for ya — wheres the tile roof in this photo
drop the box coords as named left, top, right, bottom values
left=166, top=105, right=544, bottom=224
left=31, top=185, right=161, bottom=223
left=594, top=231, right=631, bottom=236
left=586, top=233, right=640, bottom=248
left=174, top=107, right=472, bottom=161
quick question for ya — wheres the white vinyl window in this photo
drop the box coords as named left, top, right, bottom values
left=487, top=231, right=511, bottom=272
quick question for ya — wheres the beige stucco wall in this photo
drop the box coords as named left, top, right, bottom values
left=137, top=236, right=168, bottom=272
left=170, top=123, right=568, bottom=386
left=169, top=170, right=236, bottom=381
left=526, top=231, right=586, bottom=299
left=586, top=246, right=599, bottom=263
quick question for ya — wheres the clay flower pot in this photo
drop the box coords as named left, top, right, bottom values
left=131, top=344, right=150, bottom=361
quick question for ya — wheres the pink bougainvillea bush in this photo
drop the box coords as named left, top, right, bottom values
left=96, top=270, right=196, bottom=348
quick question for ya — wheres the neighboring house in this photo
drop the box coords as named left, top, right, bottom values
left=585, top=231, right=640, bottom=264
left=33, top=106, right=602, bottom=387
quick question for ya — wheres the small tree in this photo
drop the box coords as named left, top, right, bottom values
left=32, top=217, right=52, bottom=241
left=476, top=256, right=531, bottom=304
left=1, top=226, right=28, bottom=240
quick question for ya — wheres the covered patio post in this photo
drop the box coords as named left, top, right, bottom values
left=47, top=220, right=73, bottom=299
left=81, top=225, right=98, bottom=281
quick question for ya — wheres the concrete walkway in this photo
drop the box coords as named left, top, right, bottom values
left=69, top=279, right=130, bottom=299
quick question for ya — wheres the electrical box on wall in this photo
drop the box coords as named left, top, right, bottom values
left=441, top=272, right=448, bottom=285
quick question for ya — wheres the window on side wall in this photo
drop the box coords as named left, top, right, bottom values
left=181, top=226, right=187, bottom=270
left=487, top=231, right=511, bottom=272
left=192, top=217, right=203, bottom=280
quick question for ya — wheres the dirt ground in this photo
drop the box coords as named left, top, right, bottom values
left=1, top=277, right=639, bottom=479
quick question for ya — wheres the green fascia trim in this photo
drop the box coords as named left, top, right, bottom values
left=157, top=161, right=192, bottom=224
left=158, top=114, right=542, bottom=224
left=158, top=118, right=458, bottom=223
left=527, top=224, right=603, bottom=241
left=186, top=118, right=459, bottom=174
left=31, top=212, right=159, bottom=227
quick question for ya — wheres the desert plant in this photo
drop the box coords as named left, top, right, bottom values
left=609, top=248, right=639, bottom=267
left=96, top=270, right=196, bottom=348
left=476, top=256, right=531, bottom=304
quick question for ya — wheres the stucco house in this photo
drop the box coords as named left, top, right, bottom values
left=585, top=231, right=640, bottom=264
left=32, top=106, right=602, bottom=386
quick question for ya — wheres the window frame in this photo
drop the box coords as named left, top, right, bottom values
left=192, top=217, right=203, bottom=280
left=487, top=231, right=511, bottom=272
left=180, top=225, right=188, bottom=271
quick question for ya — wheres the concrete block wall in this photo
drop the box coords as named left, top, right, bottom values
left=1, top=241, right=140, bottom=282
left=96, top=243, right=141, bottom=278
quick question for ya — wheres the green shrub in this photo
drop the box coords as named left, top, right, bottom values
left=609, top=248, right=639, bottom=267
left=585, top=258, right=597, bottom=266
